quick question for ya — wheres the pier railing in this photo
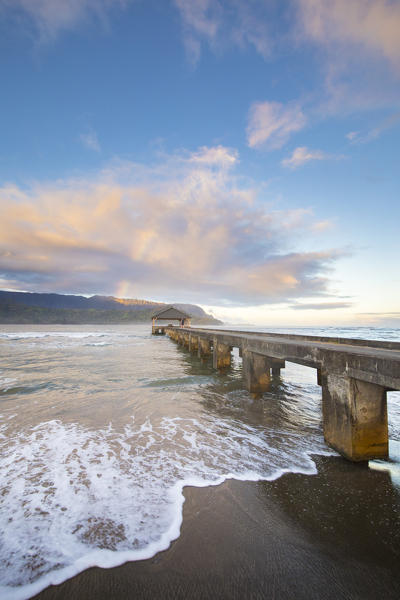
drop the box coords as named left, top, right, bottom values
left=164, top=326, right=400, bottom=463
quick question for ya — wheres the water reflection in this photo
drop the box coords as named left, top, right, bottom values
left=172, top=340, right=323, bottom=435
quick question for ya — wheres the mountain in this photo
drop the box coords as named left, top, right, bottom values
left=0, top=291, right=222, bottom=325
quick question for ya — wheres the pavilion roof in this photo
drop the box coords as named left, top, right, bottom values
left=152, top=305, right=191, bottom=320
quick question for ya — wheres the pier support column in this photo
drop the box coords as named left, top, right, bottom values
left=242, top=350, right=272, bottom=393
left=183, top=332, right=190, bottom=348
left=321, top=372, right=388, bottom=461
left=189, top=335, right=198, bottom=353
left=213, top=338, right=231, bottom=369
left=271, top=359, right=285, bottom=376
left=198, top=337, right=212, bottom=358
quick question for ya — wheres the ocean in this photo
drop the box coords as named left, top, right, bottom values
left=1, top=324, right=399, bottom=599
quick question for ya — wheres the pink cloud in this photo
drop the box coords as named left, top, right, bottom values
left=297, top=0, right=400, bottom=71
left=0, top=147, right=343, bottom=305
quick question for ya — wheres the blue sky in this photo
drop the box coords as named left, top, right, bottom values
left=0, top=0, right=399, bottom=325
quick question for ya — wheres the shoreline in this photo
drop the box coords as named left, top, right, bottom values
left=31, top=455, right=400, bottom=600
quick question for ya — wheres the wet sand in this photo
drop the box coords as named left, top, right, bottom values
left=33, top=456, right=400, bottom=600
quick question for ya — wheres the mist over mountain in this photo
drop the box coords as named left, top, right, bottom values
left=0, top=291, right=222, bottom=325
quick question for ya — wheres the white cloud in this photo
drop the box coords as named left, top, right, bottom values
left=346, top=112, right=400, bottom=144
left=80, top=130, right=101, bottom=152
left=0, top=146, right=343, bottom=305
left=173, top=0, right=272, bottom=64
left=187, top=145, right=238, bottom=167
left=173, top=0, right=220, bottom=65
left=290, top=301, right=352, bottom=310
left=229, top=2, right=271, bottom=59
left=281, top=146, right=328, bottom=169
left=357, top=312, right=400, bottom=326
left=0, top=0, right=128, bottom=41
left=247, top=101, right=306, bottom=150
left=311, top=220, right=334, bottom=233
left=346, top=131, right=359, bottom=141
left=365, top=111, right=400, bottom=140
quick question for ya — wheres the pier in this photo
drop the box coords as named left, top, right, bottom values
left=164, top=326, right=400, bottom=463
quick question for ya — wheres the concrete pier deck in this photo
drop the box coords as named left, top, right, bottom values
left=165, top=327, right=400, bottom=462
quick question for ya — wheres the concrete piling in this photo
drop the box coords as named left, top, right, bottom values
left=270, top=359, right=285, bottom=376
left=198, top=337, right=212, bottom=358
left=189, top=335, right=199, bottom=353
left=213, top=338, right=231, bottom=369
left=242, top=350, right=272, bottom=393
left=321, top=372, right=389, bottom=461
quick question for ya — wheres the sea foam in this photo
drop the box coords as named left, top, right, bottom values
left=0, top=412, right=331, bottom=600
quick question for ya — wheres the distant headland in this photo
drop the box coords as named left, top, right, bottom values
left=0, top=290, right=222, bottom=325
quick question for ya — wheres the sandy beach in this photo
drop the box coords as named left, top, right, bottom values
left=32, top=456, right=400, bottom=600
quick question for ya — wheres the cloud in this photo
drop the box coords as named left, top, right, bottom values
left=361, top=111, right=400, bottom=139
left=311, top=220, right=334, bottom=233
left=361, top=312, right=400, bottom=317
left=187, top=145, right=238, bottom=167
left=356, top=311, right=400, bottom=326
left=175, top=0, right=400, bottom=118
left=346, top=131, right=359, bottom=141
left=247, top=101, right=306, bottom=150
left=0, top=0, right=128, bottom=41
left=0, top=146, right=343, bottom=305
left=173, top=0, right=221, bottom=65
left=174, top=0, right=400, bottom=73
left=346, top=111, right=400, bottom=144
left=297, top=0, right=400, bottom=72
left=80, top=130, right=101, bottom=152
left=229, top=1, right=272, bottom=59
left=295, top=0, right=400, bottom=117
left=290, top=302, right=352, bottom=310
left=174, top=0, right=400, bottom=81
left=281, top=146, right=344, bottom=169
left=173, top=0, right=272, bottom=65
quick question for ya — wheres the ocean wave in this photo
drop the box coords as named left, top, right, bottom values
left=0, top=377, right=18, bottom=393
left=0, top=332, right=108, bottom=340
left=0, top=415, right=333, bottom=600
left=0, top=382, right=57, bottom=397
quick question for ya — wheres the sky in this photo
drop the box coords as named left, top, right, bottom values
left=0, top=0, right=399, bottom=326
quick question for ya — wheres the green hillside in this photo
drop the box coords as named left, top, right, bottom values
left=0, top=301, right=221, bottom=325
